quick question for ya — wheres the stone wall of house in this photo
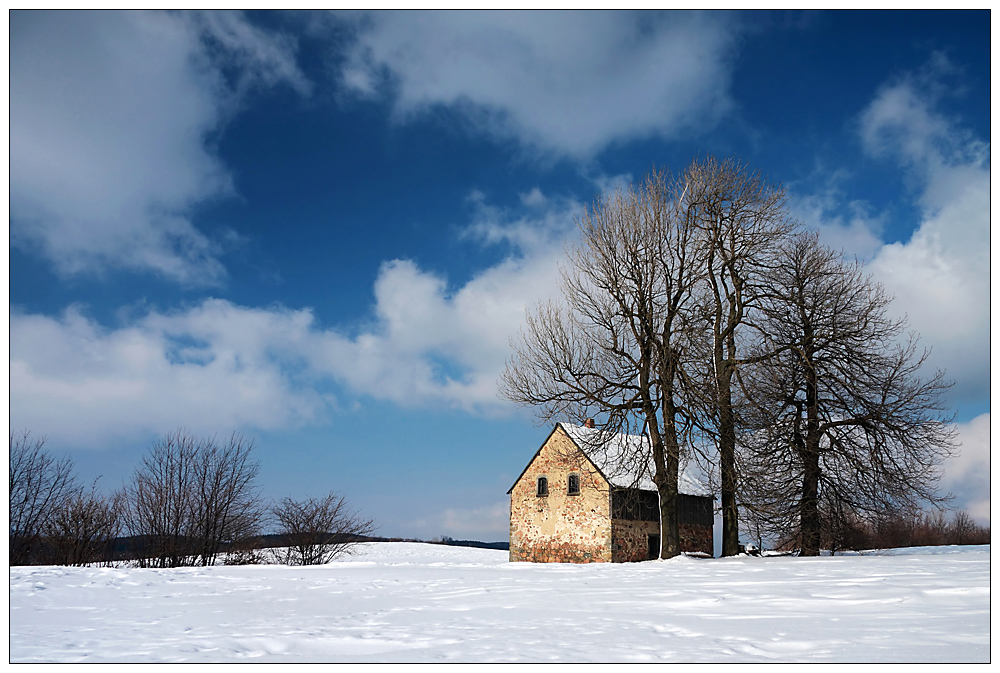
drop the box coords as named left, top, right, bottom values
left=611, top=519, right=714, bottom=561
left=611, top=518, right=660, bottom=562
left=509, top=427, right=612, bottom=563
left=679, top=522, right=713, bottom=556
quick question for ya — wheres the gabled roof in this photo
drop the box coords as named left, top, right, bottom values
left=508, top=422, right=711, bottom=497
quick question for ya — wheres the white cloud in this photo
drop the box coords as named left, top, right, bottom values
left=519, top=188, right=547, bottom=209
left=10, top=11, right=307, bottom=284
left=336, top=11, right=738, bottom=158
left=191, top=11, right=311, bottom=99
left=858, top=53, right=983, bottom=170
left=790, top=179, right=886, bottom=261
left=939, top=413, right=990, bottom=523
left=463, top=188, right=580, bottom=251
left=857, top=58, right=990, bottom=409
left=10, top=301, right=331, bottom=448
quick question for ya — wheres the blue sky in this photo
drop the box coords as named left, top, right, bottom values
left=9, top=10, right=991, bottom=541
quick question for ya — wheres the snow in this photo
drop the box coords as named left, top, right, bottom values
left=9, top=542, right=989, bottom=663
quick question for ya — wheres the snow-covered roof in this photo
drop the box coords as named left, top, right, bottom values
left=559, top=422, right=710, bottom=497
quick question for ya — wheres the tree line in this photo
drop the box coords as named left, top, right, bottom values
left=9, top=429, right=374, bottom=567
left=501, top=156, right=969, bottom=558
left=759, top=507, right=990, bottom=555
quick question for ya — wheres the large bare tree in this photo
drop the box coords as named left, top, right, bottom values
left=738, top=233, right=956, bottom=555
left=680, top=157, right=797, bottom=557
left=501, top=168, right=704, bottom=559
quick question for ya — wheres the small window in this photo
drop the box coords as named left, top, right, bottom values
left=568, top=474, right=580, bottom=495
left=536, top=476, right=549, bottom=497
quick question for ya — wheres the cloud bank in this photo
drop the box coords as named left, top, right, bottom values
left=10, top=301, right=331, bottom=447
left=861, top=63, right=990, bottom=411
left=10, top=194, right=577, bottom=447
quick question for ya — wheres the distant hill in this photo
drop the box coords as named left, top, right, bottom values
left=85, top=533, right=509, bottom=564
left=432, top=537, right=509, bottom=551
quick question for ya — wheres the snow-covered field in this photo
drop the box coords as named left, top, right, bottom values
left=9, top=542, right=989, bottom=663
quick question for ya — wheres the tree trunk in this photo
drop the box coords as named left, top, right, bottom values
left=717, top=339, right=740, bottom=557
left=654, top=411, right=681, bottom=558
left=800, top=339, right=822, bottom=556
left=800, top=451, right=821, bottom=555
left=719, top=405, right=739, bottom=557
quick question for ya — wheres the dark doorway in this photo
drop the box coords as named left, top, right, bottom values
left=647, top=534, right=660, bottom=560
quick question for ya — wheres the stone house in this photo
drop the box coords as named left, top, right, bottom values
left=508, top=421, right=714, bottom=563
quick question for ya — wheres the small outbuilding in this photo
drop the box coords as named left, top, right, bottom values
left=508, top=421, right=714, bottom=563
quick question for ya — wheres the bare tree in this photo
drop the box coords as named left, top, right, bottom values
left=738, top=233, right=956, bottom=555
left=501, top=168, right=705, bottom=558
left=189, top=434, right=264, bottom=566
left=10, top=431, right=77, bottom=565
left=122, top=430, right=263, bottom=567
left=271, top=492, right=376, bottom=565
left=46, top=483, right=123, bottom=566
left=122, top=431, right=199, bottom=567
left=681, top=157, right=798, bottom=557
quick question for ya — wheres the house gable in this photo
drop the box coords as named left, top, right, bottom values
left=508, top=425, right=613, bottom=563
left=507, top=424, right=616, bottom=495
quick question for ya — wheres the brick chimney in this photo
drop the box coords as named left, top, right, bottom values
left=584, top=418, right=595, bottom=428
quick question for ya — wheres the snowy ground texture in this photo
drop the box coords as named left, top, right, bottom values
left=9, top=542, right=990, bottom=663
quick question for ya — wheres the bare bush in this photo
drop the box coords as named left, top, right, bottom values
left=189, top=434, right=264, bottom=566
left=223, top=536, right=268, bottom=565
left=864, top=509, right=989, bottom=550
left=10, top=431, right=76, bottom=565
left=122, top=431, right=199, bottom=567
left=122, top=430, right=263, bottom=567
left=272, top=492, right=375, bottom=565
left=46, top=483, right=123, bottom=566
left=948, top=510, right=991, bottom=546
